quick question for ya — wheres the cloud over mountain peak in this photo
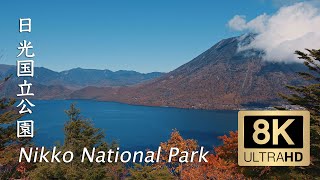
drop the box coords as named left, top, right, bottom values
left=228, top=2, right=320, bottom=62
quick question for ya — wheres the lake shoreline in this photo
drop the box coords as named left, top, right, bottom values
left=26, top=100, right=238, bottom=150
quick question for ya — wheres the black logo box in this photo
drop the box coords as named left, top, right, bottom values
left=244, top=116, right=303, bottom=148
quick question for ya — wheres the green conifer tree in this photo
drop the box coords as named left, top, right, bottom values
left=29, top=103, right=125, bottom=179
left=128, top=163, right=174, bottom=180
left=278, top=49, right=320, bottom=178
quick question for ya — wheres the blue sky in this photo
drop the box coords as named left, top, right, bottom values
left=0, top=0, right=282, bottom=73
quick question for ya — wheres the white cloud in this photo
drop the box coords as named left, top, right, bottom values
left=228, top=15, right=247, bottom=31
left=228, top=14, right=269, bottom=32
left=228, top=2, right=320, bottom=62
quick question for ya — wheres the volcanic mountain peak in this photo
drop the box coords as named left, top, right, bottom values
left=170, top=34, right=262, bottom=77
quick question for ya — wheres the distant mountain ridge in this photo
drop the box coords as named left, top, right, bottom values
left=0, top=65, right=164, bottom=99
left=0, top=65, right=164, bottom=88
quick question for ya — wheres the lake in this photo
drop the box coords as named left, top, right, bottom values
left=24, top=100, right=238, bottom=151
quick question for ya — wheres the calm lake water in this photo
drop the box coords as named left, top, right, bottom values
left=24, top=100, right=238, bottom=151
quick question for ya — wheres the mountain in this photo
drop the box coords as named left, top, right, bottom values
left=58, top=68, right=164, bottom=89
left=0, top=65, right=164, bottom=98
left=70, top=35, right=306, bottom=109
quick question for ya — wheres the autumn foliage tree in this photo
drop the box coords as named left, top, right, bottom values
left=0, top=73, right=33, bottom=179
left=215, top=131, right=271, bottom=179
left=151, top=130, right=245, bottom=179
left=182, top=131, right=246, bottom=180
left=181, top=154, right=245, bottom=180
left=153, top=130, right=246, bottom=179
left=154, top=129, right=198, bottom=178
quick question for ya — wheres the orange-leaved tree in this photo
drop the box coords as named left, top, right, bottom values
left=215, top=131, right=271, bottom=179
left=154, top=129, right=198, bottom=178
